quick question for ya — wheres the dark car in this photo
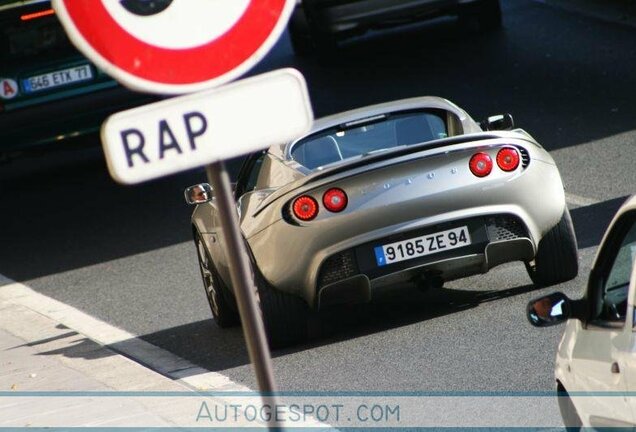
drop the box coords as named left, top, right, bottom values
left=289, top=0, right=502, bottom=54
left=0, top=0, right=156, bottom=156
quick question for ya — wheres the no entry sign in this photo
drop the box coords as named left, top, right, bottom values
left=52, top=0, right=296, bottom=94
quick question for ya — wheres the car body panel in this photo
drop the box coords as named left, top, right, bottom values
left=192, top=96, right=569, bottom=309
left=557, top=306, right=636, bottom=428
left=555, top=195, right=636, bottom=428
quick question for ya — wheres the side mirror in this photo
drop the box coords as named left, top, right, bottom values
left=527, top=292, right=572, bottom=327
left=481, top=113, right=514, bottom=131
left=184, top=183, right=213, bottom=205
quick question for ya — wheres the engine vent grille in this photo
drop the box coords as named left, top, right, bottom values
left=487, top=216, right=527, bottom=241
left=318, top=250, right=359, bottom=288
left=518, top=147, right=530, bottom=168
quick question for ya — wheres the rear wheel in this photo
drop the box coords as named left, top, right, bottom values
left=195, top=233, right=240, bottom=328
left=459, top=0, right=502, bottom=32
left=526, top=208, right=579, bottom=287
left=252, top=263, right=309, bottom=348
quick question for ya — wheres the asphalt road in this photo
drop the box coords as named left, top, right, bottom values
left=1, top=0, right=635, bottom=392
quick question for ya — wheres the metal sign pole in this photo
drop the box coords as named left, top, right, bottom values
left=205, top=161, right=282, bottom=430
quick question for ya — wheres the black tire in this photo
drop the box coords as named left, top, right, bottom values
left=195, top=233, right=240, bottom=328
left=557, top=384, right=583, bottom=431
left=459, top=0, right=502, bottom=32
left=252, top=264, right=309, bottom=348
left=526, top=208, right=579, bottom=287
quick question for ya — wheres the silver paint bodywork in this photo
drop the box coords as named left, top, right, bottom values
left=191, top=97, right=567, bottom=309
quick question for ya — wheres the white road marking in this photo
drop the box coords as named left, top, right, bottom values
left=565, top=192, right=600, bottom=208
left=0, top=275, right=247, bottom=392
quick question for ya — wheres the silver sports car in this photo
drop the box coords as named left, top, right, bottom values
left=186, top=97, right=578, bottom=347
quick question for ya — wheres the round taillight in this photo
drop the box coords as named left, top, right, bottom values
left=496, top=147, right=520, bottom=172
left=323, top=188, right=348, bottom=213
left=469, top=152, right=493, bottom=177
left=292, top=196, right=319, bottom=221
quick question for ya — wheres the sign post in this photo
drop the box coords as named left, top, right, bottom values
left=52, top=1, right=313, bottom=428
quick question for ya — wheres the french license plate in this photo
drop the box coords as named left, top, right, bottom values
left=23, top=64, right=93, bottom=93
left=374, top=226, right=471, bottom=267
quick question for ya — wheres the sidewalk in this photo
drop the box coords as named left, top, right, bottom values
left=0, top=302, right=215, bottom=428
left=0, top=279, right=332, bottom=429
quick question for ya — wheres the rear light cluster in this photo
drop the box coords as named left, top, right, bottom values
left=292, top=196, right=319, bottom=221
left=323, top=188, right=348, bottom=212
left=292, top=188, right=348, bottom=221
left=469, top=147, right=520, bottom=178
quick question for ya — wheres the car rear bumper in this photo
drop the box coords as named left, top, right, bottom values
left=317, top=236, right=534, bottom=308
left=0, top=85, right=157, bottom=152
left=253, top=211, right=536, bottom=309
left=315, top=215, right=534, bottom=308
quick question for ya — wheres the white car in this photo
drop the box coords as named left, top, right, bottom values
left=527, top=195, right=636, bottom=430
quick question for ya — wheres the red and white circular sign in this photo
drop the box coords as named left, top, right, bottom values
left=52, top=0, right=295, bottom=94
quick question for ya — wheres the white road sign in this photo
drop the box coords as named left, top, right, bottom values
left=101, top=69, right=313, bottom=184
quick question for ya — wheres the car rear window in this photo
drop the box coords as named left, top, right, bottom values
left=291, top=110, right=448, bottom=170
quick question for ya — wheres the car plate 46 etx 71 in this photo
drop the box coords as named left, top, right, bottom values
left=374, top=226, right=471, bottom=267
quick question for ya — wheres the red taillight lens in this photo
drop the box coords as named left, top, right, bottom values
left=292, top=196, right=319, bottom=221
left=323, top=188, right=348, bottom=213
left=469, top=152, right=493, bottom=177
left=496, top=147, right=520, bottom=172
